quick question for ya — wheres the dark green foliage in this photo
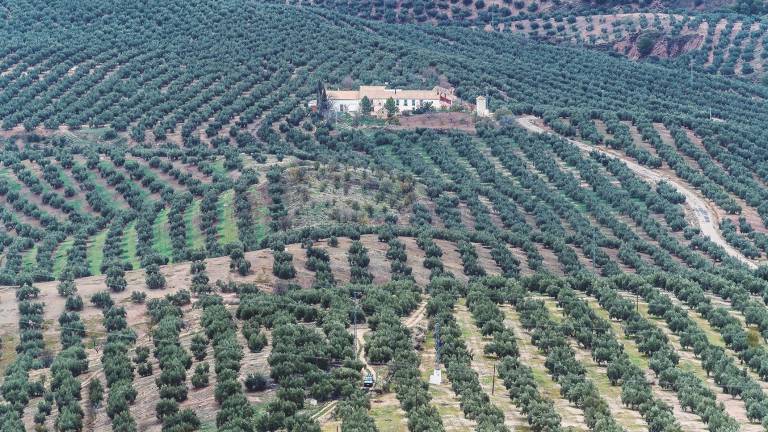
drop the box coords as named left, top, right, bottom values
left=190, top=334, right=208, bottom=361
left=348, top=240, right=372, bottom=284
left=191, top=363, right=209, bottom=389
left=130, top=291, right=147, bottom=304
left=145, top=263, right=166, bottom=290
left=273, top=247, right=296, bottom=279
left=229, top=243, right=251, bottom=276
left=89, top=379, right=104, bottom=408
left=244, top=372, right=268, bottom=392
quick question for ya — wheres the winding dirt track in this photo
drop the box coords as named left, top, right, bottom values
left=515, top=115, right=757, bottom=269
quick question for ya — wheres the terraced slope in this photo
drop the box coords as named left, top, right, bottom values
left=4, top=1, right=768, bottom=430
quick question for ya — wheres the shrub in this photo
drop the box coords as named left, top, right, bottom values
left=191, top=362, right=209, bottom=389
left=145, top=263, right=166, bottom=290
left=90, top=291, right=114, bottom=309
left=88, top=379, right=104, bottom=408
left=57, top=278, right=77, bottom=297
left=130, top=291, right=147, bottom=304
left=155, top=398, right=179, bottom=421
left=190, top=334, right=208, bottom=361
left=65, top=295, right=84, bottom=311
left=244, top=372, right=268, bottom=392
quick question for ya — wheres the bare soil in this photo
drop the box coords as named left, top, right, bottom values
left=433, top=239, right=468, bottom=283
left=386, top=112, right=476, bottom=133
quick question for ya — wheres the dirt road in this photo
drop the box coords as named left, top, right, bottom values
left=515, top=115, right=757, bottom=269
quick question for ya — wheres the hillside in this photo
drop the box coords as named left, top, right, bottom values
left=4, top=1, right=768, bottom=432
left=273, top=1, right=768, bottom=80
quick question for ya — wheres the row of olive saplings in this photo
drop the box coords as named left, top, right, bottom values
left=470, top=274, right=750, bottom=432
left=380, top=132, right=529, bottom=282
left=402, top=121, right=768, bottom=426
left=470, top=275, right=676, bottom=432
left=550, top=109, right=768, bottom=260
left=492, top=127, right=766, bottom=418
left=517, top=123, right=745, bottom=271
left=41, top=136, right=257, bottom=279
left=519, top=122, right=768, bottom=367
left=439, top=131, right=600, bottom=275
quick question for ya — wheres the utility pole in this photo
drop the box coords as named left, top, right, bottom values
left=491, top=362, right=496, bottom=395
left=434, top=322, right=441, bottom=369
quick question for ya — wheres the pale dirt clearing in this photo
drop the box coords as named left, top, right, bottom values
left=399, top=236, right=430, bottom=288
left=360, top=234, right=392, bottom=285
left=474, top=242, right=503, bottom=276
left=433, top=239, right=469, bottom=283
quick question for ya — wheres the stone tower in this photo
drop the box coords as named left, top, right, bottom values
left=476, top=96, right=489, bottom=117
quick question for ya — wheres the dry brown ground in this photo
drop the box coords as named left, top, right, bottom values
left=399, top=236, right=431, bottom=288
left=166, top=158, right=212, bottom=184
left=284, top=242, right=316, bottom=288
left=473, top=242, right=502, bottom=276
left=535, top=243, right=565, bottom=276
left=456, top=201, right=476, bottom=231
left=622, top=120, right=662, bottom=159
left=593, top=119, right=613, bottom=142
left=359, top=234, right=392, bottom=285
left=706, top=19, right=730, bottom=66
left=386, top=112, right=476, bottom=133
left=433, top=239, right=468, bottom=283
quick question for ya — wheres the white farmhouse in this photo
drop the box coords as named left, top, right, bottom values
left=313, top=85, right=455, bottom=115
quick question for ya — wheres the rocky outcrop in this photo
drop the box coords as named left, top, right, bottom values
left=617, top=32, right=704, bottom=60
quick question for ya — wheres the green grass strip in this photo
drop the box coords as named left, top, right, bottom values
left=0, top=168, right=21, bottom=191
left=87, top=229, right=108, bottom=276
left=249, top=185, right=268, bottom=242
left=21, top=245, right=37, bottom=273
left=52, top=237, right=74, bottom=279
left=123, top=220, right=141, bottom=270
left=152, top=208, right=173, bottom=260
left=185, top=199, right=205, bottom=251
left=217, top=189, right=238, bottom=246
left=211, top=159, right=227, bottom=176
